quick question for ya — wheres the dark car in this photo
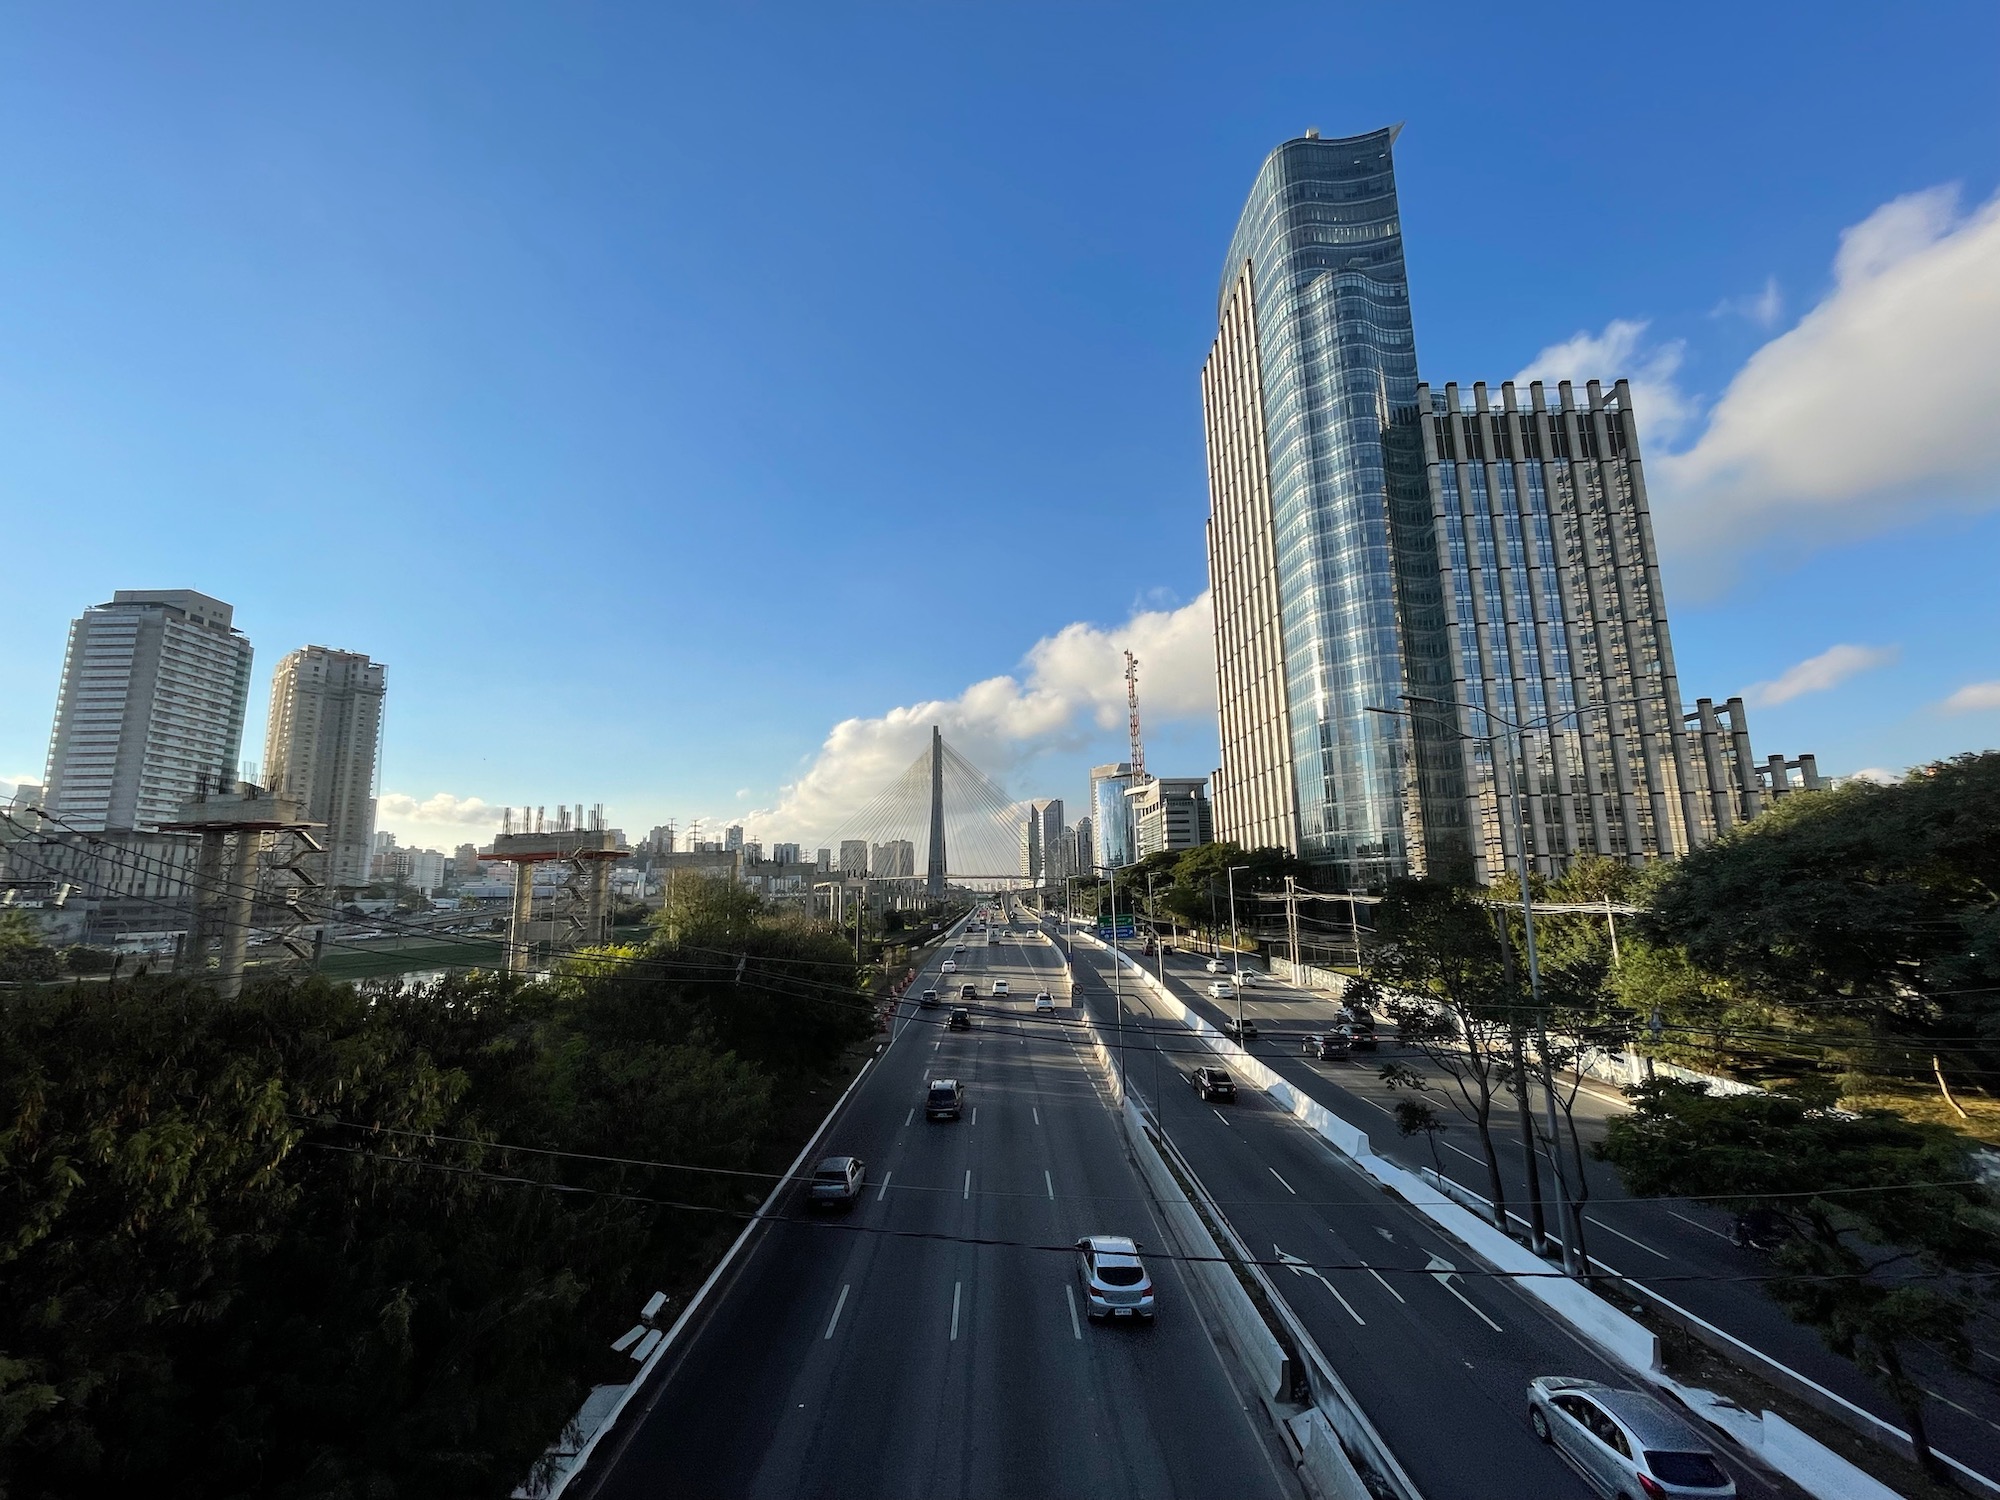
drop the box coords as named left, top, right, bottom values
left=1189, top=1066, right=1236, bottom=1102
left=1303, top=1031, right=1350, bottom=1060
left=1339, top=1005, right=1379, bottom=1050
left=948, top=1007, right=972, bottom=1031
left=925, top=1079, right=964, bottom=1120
left=1221, top=1017, right=1259, bottom=1043
left=959, top=983, right=976, bottom=1000
left=919, top=988, right=940, bottom=1009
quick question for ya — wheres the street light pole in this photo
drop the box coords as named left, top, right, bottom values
left=1227, top=863, right=1250, bottom=1034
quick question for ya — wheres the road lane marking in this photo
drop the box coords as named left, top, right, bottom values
left=1044, top=1169, right=1056, bottom=1200
left=1065, top=1285, right=1082, bottom=1339
left=1588, top=1216, right=1669, bottom=1259
left=972, top=1107, right=978, bottom=1125
left=876, top=1171, right=893, bottom=1202
left=1667, top=1209, right=1734, bottom=1242
left=1276, top=1244, right=1365, bottom=1325
left=1033, top=1106, right=1040, bottom=1125
left=1426, top=1254, right=1504, bottom=1332
left=824, top=1283, right=850, bottom=1340
left=1269, top=1167, right=1297, bottom=1195
left=1443, top=1142, right=1486, bottom=1166
left=951, top=1281, right=963, bottom=1341
left=1359, top=1260, right=1406, bottom=1303
left=963, top=1169, right=972, bottom=1200
left=1212, top=1108, right=1229, bottom=1125
left=904, top=1109, right=914, bottom=1127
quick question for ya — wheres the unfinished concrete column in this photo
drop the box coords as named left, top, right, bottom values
left=214, top=832, right=261, bottom=1001
left=508, top=859, right=536, bottom=973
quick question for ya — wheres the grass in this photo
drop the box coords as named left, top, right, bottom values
left=310, top=936, right=506, bottom=980
left=1839, top=1075, right=2000, bottom=1148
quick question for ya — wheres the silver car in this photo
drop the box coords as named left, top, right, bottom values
left=808, top=1156, right=866, bottom=1208
left=1074, top=1234, right=1155, bottom=1322
left=1528, top=1377, right=1735, bottom=1497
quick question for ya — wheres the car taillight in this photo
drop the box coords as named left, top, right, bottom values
left=1636, top=1476, right=1667, bottom=1499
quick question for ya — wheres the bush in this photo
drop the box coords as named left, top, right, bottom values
left=61, top=944, right=117, bottom=974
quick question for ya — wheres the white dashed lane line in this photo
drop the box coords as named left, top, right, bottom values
left=903, top=1109, right=913, bottom=1127
left=1065, top=1285, right=1083, bottom=1340
left=1667, top=1209, right=1734, bottom=1242
left=1269, top=1167, right=1297, bottom=1195
left=823, top=1284, right=850, bottom=1340
left=1588, top=1216, right=1670, bottom=1259
left=950, top=1281, right=963, bottom=1341
left=876, top=1171, right=893, bottom=1202
left=1045, top=1170, right=1055, bottom=1200
left=963, top=1170, right=972, bottom=1201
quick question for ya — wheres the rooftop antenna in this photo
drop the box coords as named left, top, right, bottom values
left=1124, top=649, right=1148, bottom=783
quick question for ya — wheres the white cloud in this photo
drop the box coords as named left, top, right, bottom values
left=1709, top=277, right=1783, bottom=329
left=1742, top=643, right=1899, bottom=707
left=742, top=593, right=1216, bottom=846
left=1845, top=767, right=1903, bottom=786
left=1651, top=184, right=2000, bottom=563
left=1941, top=681, right=2000, bottom=714
left=1513, top=317, right=1698, bottom=446
left=375, top=791, right=501, bottom=846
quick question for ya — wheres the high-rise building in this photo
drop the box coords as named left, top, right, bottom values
left=1020, top=798, right=1064, bottom=886
left=772, top=841, right=802, bottom=865
left=1203, top=129, right=1763, bottom=885
left=724, top=824, right=744, bottom=852
left=1072, top=816, right=1093, bottom=877
left=838, top=839, right=868, bottom=876
left=1089, top=765, right=1135, bottom=871
left=646, top=824, right=677, bottom=855
left=453, top=842, right=481, bottom=880
left=1128, top=777, right=1215, bottom=860
left=41, top=590, right=255, bottom=832
left=816, top=847, right=833, bottom=872
left=262, top=646, right=386, bottom=888
left=870, top=839, right=915, bottom=878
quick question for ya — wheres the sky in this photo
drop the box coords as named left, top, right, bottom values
left=2, top=3, right=1997, bottom=854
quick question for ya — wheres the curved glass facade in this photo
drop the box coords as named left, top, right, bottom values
left=1215, top=130, right=1462, bottom=881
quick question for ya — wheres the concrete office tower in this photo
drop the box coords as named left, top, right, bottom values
left=772, top=841, right=802, bottom=865
left=870, top=839, right=915, bottom=878
left=1203, top=128, right=1467, bottom=885
left=816, top=847, right=832, bottom=872
left=1019, top=798, right=1064, bottom=885
left=1072, top=816, right=1093, bottom=878
left=1414, top=379, right=1730, bottom=878
left=1089, top=765, right=1135, bottom=871
left=838, top=839, right=868, bottom=876
left=1128, top=777, right=1214, bottom=860
left=724, top=824, right=744, bottom=852
left=41, top=590, right=255, bottom=832
left=262, top=646, right=386, bottom=888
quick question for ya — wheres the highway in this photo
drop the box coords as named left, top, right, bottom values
left=1061, top=930, right=1798, bottom=1500
left=585, top=910, right=1302, bottom=1500
left=1133, top=940, right=2000, bottom=1479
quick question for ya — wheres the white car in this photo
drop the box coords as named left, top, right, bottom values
left=1034, top=992, right=1055, bottom=1014
left=1204, top=958, right=1228, bottom=975
left=941, top=960, right=957, bottom=973
left=1528, top=1377, right=1735, bottom=1497
left=1075, top=1234, right=1155, bottom=1321
left=992, top=979, right=1009, bottom=996
left=1208, top=980, right=1236, bottom=1000
left=1237, top=969, right=1266, bottom=986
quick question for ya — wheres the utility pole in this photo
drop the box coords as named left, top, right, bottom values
left=1284, top=875, right=1300, bottom=971
left=1227, top=863, right=1249, bottom=1035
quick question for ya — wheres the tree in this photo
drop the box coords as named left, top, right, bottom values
left=0, top=910, right=59, bottom=983
left=1392, top=1095, right=1448, bottom=1174
left=1638, top=754, right=2000, bottom=1109
left=1368, top=880, right=1521, bottom=1232
left=1596, top=1079, right=1998, bottom=1481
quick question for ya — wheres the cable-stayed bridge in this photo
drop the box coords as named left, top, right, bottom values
left=828, top=726, right=1033, bottom=895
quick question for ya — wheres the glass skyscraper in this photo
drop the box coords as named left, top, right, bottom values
left=1088, top=763, right=1136, bottom=871
left=1204, top=130, right=1767, bottom=886
left=1203, top=127, right=1465, bottom=884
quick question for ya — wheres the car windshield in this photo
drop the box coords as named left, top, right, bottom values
left=1097, top=1264, right=1145, bottom=1286
left=814, top=1168, right=848, bottom=1183
left=928, top=1087, right=955, bottom=1103
left=1644, top=1451, right=1729, bottom=1487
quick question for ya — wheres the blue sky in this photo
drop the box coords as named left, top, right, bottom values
left=3, top=3, right=1997, bottom=852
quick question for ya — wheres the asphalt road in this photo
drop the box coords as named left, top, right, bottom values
left=1062, top=932, right=1801, bottom=1500
left=585, top=910, right=1302, bottom=1500
left=1132, top=941, right=2000, bottom=1480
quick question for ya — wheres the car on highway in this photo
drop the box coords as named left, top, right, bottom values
left=948, top=1007, right=972, bottom=1031
left=919, top=988, right=940, bottom=1009
left=1221, top=1016, right=1258, bottom=1042
left=1188, top=1066, right=1236, bottom=1102
left=959, top=982, right=976, bottom=999
left=1034, top=992, right=1055, bottom=1014
left=1236, top=968, right=1266, bottom=986
left=941, top=959, right=957, bottom=973
left=1302, top=1031, right=1350, bottom=1060
left=1342, top=1006, right=1379, bottom=1050
left=809, top=1156, right=866, bottom=1208
left=1207, top=980, right=1236, bottom=1000
left=925, top=1079, right=964, bottom=1120
left=992, top=979, right=1009, bottom=996
left=1074, top=1235, right=1155, bottom=1322
left=1527, top=1377, right=1735, bottom=1497
left=953, top=943, right=965, bottom=953
left=1204, top=957, right=1228, bottom=974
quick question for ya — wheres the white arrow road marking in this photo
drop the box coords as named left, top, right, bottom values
left=1374, top=1226, right=1396, bottom=1244
left=824, top=1283, right=850, bottom=1340
left=1358, top=1260, right=1405, bottom=1303
left=1425, top=1253, right=1503, bottom=1332
left=1276, top=1244, right=1366, bottom=1325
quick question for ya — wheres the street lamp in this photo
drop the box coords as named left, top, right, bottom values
left=1226, top=863, right=1250, bottom=1035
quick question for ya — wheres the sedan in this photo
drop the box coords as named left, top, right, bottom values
left=1034, top=992, right=1055, bottom=1015
left=941, top=960, right=957, bottom=973
left=1189, top=1066, right=1236, bottom=1102
left=1074, top=1235, right=1155, bottom=1322
left=808, top=1155, right=866, bottom=1208
left=1528, top=1377, right=1735, bottom=1497
left=1207, top=980, right=1237, bottom=1000
left=992, top=979, right=1009, bottom=996
left=1303, top=1031, right=1350, bottom=1060
left=1204, top=958, right=1228, bottom=975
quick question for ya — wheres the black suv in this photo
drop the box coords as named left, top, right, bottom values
left=947, top=1007, right=972, bottom=1031
left=1189, top=1066, right=1236, bottom=1102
